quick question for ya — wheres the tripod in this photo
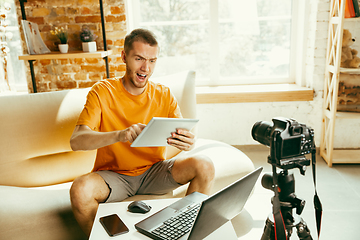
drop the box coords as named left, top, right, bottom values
left=260, top=170, right=313, bottom=240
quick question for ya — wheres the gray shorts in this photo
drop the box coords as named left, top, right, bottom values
left=96, top=158, right=182, bottom=203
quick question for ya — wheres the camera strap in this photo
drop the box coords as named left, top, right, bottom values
left=272, top=165, right=288, bottom=240
left=312, top=147, right=323, bottom=238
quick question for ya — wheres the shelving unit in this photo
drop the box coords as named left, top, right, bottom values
left=320, top=0, right=360, bottom=167
left=18, top=0, right=111, bottom=93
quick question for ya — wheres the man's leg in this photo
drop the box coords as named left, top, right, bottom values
left=70, top=172, right=110, bottom=237
left=171, top=155, right=215, bottom=195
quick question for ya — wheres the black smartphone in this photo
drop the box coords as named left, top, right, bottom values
left=99, top=214, right=129, bottom=237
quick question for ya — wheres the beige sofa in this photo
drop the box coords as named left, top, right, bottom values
left=0, top=71, right=255, bottom=240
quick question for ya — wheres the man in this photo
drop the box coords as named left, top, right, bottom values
left=69, top=28, right=215, bottom=237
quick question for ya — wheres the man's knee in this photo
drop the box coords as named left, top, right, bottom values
left=190, top=155, right=215, bottom=181
left=70, top=173, right=109, bottom=206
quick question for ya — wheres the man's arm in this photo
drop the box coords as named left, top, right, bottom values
left=70, top=124, right=146, bottom=151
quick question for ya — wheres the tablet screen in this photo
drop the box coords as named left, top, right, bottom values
left=131, top=117, right=199, bottom=147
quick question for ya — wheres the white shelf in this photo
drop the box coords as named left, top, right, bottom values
left=336, top=111, right=360, bottom=118
left=344, top=16, right=360, bottom=22
left=321, top=0, right=360, bottom=166
left=340, top=67, right=360, bottom=74
left=324, top=109, right=360, bottom=119
left=329, top=149, right=360, bottom=164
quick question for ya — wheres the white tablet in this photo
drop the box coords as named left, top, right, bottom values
left=130, top=117, right=199, bottom=147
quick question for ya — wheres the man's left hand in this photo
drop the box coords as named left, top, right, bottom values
left=167, top=128, right=195, bottom=151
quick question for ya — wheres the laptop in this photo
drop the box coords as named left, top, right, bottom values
left=135, top=167, right=263, bottom=240
left=131, top=117, right=199, bottom=147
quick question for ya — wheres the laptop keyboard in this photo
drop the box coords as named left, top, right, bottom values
left=151, top=204, right=201, bottom=240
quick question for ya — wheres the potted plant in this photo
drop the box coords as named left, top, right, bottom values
left=50, top=27, right=68, bottom=53
left=80, top=26, right=97, bottom=52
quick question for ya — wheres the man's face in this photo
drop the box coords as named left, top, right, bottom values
left=122, top=41, right=158, bottom=95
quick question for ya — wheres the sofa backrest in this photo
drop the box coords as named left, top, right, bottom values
left=152, top=71, right=197, bottom=121
left=0, top=88, right=96, bottom=187
left=0, top=71, right=196, bottom=187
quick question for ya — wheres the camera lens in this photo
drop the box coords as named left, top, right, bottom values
left=251, top=121, right=273, bottom=147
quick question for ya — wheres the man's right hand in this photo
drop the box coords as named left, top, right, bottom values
left=119, top=123, right=146, bottom=143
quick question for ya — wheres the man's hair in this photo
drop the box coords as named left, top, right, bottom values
left=124, top=28, right=158, bottom=54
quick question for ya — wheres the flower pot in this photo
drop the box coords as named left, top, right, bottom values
left=82, top=41, right=97, bottom=52
left=58, top=44, right=69, bottom=53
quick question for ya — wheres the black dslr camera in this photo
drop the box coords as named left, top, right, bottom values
left=252, top=117, right=314, bottom=171
left=252, top=118, right=321, bottom=240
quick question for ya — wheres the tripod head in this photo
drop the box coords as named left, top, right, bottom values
left=268, top=155, right=310, bottom=175
left=262, top=170, right=306, bottom=216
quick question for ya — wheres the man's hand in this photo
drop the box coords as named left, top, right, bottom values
left=167, top=128, right=195, bottom=151
left=120, top=123, right=146, bottom=143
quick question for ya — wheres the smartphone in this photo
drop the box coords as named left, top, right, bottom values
left=99, top=214, right=129, bottom=237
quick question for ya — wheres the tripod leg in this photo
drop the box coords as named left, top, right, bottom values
left=295, top=218, right=313, bottom=240
left=261, top=218, right=275, bottom=240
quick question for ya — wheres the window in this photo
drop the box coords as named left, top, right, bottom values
left=126, top=0, right=304, bottom=86
left=0, top=0, right=27, bottom=93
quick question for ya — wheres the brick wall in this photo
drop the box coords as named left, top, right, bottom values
left=16, top=0, right=127, bottom=92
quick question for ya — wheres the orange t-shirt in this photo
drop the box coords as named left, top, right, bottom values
left=76, top=78, right=182, bottom=176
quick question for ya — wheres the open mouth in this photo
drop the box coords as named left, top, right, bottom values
left=137, top=73, right=147, bottom=81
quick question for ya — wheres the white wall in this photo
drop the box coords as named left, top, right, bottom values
left=196, top=97, right=323, bottom=146
left=196, top=0, right=331, bottom=147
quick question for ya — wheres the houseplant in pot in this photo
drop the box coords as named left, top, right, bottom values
left=50, top=27, right=68, bottom=53
left=80, top=26, right=97, bottom=52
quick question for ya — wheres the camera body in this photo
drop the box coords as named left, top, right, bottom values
left=252, top=117, right=314, bottom=169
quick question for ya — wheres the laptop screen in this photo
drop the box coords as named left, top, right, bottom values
left=188, top=167, right=263, bottom=240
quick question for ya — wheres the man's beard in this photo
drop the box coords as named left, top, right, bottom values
left=127, top=66, right=148, bottom=89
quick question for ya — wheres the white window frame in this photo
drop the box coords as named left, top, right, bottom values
left=125, top=0, right=308, bottom=87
